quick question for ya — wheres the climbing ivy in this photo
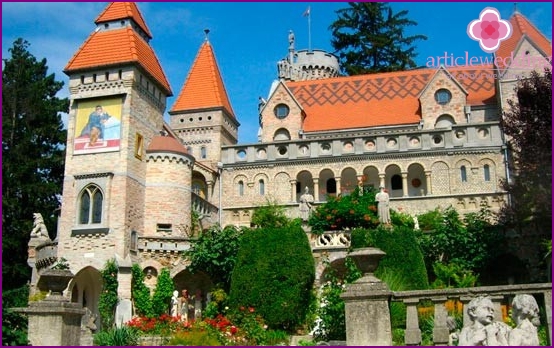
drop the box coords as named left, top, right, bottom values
left=151, top=268, right=174, bottom=317
left=98, top=259, right=119, bottom=329
left=131, top=264, right=153, bottom=317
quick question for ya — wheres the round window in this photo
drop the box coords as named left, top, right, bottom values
left=274, top=104, right=290, bottom=119
left=434, top=89, right=452, bottom=105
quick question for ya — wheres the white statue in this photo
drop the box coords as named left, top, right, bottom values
left=299, top=186, right=314, bottom=221
left=30, top=213, right=49, bottom=239
left=375, top=186, right=391, bottom=224
left=413, top=216, right=420, bottom=230
left=458, top=296, right=510, bottom=346
left=508, top=294, right=540, bottom=346
left=170, top=290, right=179, bottom=317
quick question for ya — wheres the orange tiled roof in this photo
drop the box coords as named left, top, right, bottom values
left=147, top=135, right=189, bottom=156
left=95, top=2, right=152, bottom=38
left=287, top=66, right=496, bottom=133
left=495, top=12, right=552, bottom=71
left=64, top=28, right=172, bottom=95
left=170, top=41, right=235, bottom=118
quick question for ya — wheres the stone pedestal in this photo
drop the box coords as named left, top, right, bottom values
left=340, top=248, right=392, bottom=346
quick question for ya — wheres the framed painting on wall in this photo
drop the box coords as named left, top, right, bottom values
left=74, top=97, right=122, bottom=154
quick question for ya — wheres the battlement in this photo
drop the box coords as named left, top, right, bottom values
left=278, top=49, right=340, bottom=81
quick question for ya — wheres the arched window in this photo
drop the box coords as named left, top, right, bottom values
left=259, top=179, right=265, bottom=195
left=200, top=146, right=207, bottom=159
left=79, top=185, right=103, bottom=224
left=483, top=164, right=491, bottom=182
left=391, top=175, right=402, bottom=190
left=461, top=166, right=467, bottom=182
left=238, top=180, right=244, bottom=196
left=326, top=178, right=337, bottom=195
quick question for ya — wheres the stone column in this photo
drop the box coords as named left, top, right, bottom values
left=401, top=172, right=409, bottom=197
left=115, top=254, right=132, bottom=327
left=334, top=177, right=341, bottom=195
left=313, top=178, right=320, bottom=201
left=432, top=297, right=450, bottom=345
left=379, top=174, right=386, bottom=189
left=341, top=248, right=392, bottom=346
left=290, top=180, right=297, bottom=202
left=425, top=171, right=432, bottom=195
left=404, top=298, right=422, bottom=345
left=544, top=290, right=552, bottom=345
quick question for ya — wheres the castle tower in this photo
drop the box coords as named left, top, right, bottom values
left=169, top=37, right=239, bottom=166
left=59, top=2, right=173, bottom=325
left=277, top=30, right=340, bottom=82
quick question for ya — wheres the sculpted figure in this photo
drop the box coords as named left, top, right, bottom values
left=30, top=213, right=49, bottom=239
left=170, top=290, right=179, bottom=317
left=375, top=186, right=391, bottom=224
left=508, top=294, right=540, bottom=346
left=299, top=186, right=314, bottom=221
left=458, top=296, right=510, bottom=346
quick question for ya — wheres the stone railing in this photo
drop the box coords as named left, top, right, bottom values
left=310, top=231, right=351, bottom=250
left=137, top=236, right=192, bottom=253
left=391, top=283, right=553, bottom=346
left=191, top=192, right=218, bottom=218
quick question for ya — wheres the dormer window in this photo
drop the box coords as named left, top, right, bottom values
left=274, top=104, right=290, bottom=119
left=435, top=89, right=452, bottom=105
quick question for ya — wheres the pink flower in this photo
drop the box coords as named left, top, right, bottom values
left=467, top=7, right=512, bottom=53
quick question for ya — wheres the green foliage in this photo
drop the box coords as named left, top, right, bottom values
left=431, top=262, right=478, bottom=288
left=229, top=225, right=315, bottom=331
left=184, top=225, right=245, bottom=291
left=92, top=326, right=140, bottom=346
left=251, top=199, right=297, bottom=228
left=351, top=226, right=429, bottom=290
left=308, top=186, right=380, bottom=234
left=2, top=38, right=69, bottom=288
left=151, top=268, right=174, bottom=317
left=2, top=286, right=29, bottom=346
left=51, top=257, right=70, bottom=270
left=131, top=264, right=153, bottom=317
left=329, top=2, right=427, bottom=75
left=167, top=330, right=221, bottom=346
left=98, top=259, right=119, bottom=329
left=417, top=207, right=503, bottom=280
left=500, top=69, right=551, bottom=235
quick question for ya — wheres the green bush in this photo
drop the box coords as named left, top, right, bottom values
left=2, top=286, right=29, bottom=346
left=229, top=226, right=315, bottom=331
left=98, top=259, right=119, bottom=329
left=93, top=326, right=140, bottom=346
left=151, top=268, right=174, bottom=317
left=167, top=330, right=221, bottom=346
left=131, top=263, right=153, bottom=317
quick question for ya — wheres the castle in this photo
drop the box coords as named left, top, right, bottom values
left=28, top=2, right=551, bottom=330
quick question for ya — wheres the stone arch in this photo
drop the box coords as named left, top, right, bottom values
left=253, top=173, right=269, bottom=197
left=273, top=128, right=291, bottom=141
left=384, top=164, right=402, bottom=198
left=455, top=159, right=472, bottom=185
left=478, top=158, right=497, bottom=189
left=296, top=170, right=314, bottom=202
left=435, top=114, right=456, bottom=129
left=362, top=165, right=380, bottom=190
left=172, top=269, right=214, bottom=319
left=318, top=168, right=337, bottom=201
left=69, top=266, right=102, bottom=330
left=233, top=174, right=248, bottom=198
left=192, top=171, right=208, bottom=199
left=407, top=162, right=427, bottom=196
left=431, top=161, right=450, bottom=194
left=340, top=167, right=358, bottom=195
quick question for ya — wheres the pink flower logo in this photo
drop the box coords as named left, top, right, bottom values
left=467, top=7, right=512, bottom=53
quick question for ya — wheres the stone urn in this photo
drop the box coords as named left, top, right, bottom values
left=37, top=269, right=74, bottom=300
left=349, top=247, right=386, bottom=277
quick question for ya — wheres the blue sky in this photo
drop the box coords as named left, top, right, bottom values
left=2, top=2, right=552, bottom=144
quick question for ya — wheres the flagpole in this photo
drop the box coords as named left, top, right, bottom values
left=308, top=10, right=311, bottom=51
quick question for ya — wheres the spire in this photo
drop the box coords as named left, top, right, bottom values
left=64, top=2, right=172, bottom=95
left=170, top=40, right=235, bottom=118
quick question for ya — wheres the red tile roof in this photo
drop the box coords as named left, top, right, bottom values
left=287, top=66, right=496, bottom=133
left=495, top=12, right=552, bottom=71
left=170, top=41, right=235, bottom=118
left=147, top=135, right=189, bottom=156
left=64, top=28, right=172, bottom=95
left=95, top=2, right=152, bottom=38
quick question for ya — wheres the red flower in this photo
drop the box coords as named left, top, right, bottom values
left=230, top=325, right=238, bottom=334
left=240, top=306, right=245, bottom=311
left=248, top=307, right=255, bottom=313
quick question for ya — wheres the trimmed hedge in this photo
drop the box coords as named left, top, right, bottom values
left=351, top=226, right=429, bottom=290
left=228, top=226, right=315, bottom=331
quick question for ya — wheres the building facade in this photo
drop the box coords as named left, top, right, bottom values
left=28, top=2, right=551, bottom=330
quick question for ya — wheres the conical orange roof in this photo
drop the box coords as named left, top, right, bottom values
left=64, top=2, right=172, bottom=95
left=495, top=11, right=552, bottom=71
left=95, top=2, right=152, bottom=39
left=170, top=41, right=235, bottom=118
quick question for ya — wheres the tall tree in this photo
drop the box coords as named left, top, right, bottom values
left=329, top=2, right=427, bottom=75
left=499, top=69, right=552, bottom=238
left=2, top=38, right=68, bottom=288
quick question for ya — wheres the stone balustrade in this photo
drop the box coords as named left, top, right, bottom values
left=221, top=123, right=503, bottom=165
left=311, top=231, right=351, bottom=250
left=137, top=236, right=192, bottom=253
left=391, top=283, right=552, bottom=345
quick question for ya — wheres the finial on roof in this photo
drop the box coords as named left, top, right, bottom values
left=513, top=2, right=519, bottom=14
left=204, top=28, right=210, bottom=41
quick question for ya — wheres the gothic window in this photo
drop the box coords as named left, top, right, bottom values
left=391, top=175, right=402, bottom=190
left=259, top=179, right=265, bottom=195
left=238, top=180, right=244, bottom=196
left=79, top=185, right=103, bottom=224
left=483, top=164, right=491, bottom=182
left=200, top=146, right=207, bottom=159
left=461, top=166, right=468, bottom=182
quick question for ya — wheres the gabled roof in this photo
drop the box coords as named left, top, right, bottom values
left=287, top=66, right=496, bottom=133
left=64, top=27, right=172, bottom=95
left=495, top=11, right=552, bottom=71
left=95, top=2, right=152, bottom=39
left=170, top=41, right=235, bottom=118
